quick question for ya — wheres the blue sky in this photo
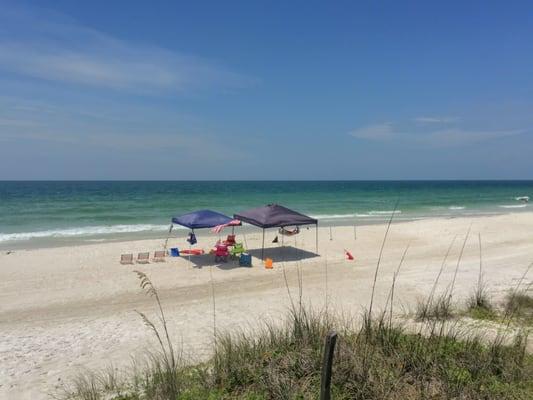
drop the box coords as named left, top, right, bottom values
left=0, top=0, right=532, bottom=179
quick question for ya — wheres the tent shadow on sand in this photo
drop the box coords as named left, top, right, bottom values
left=246, top=245, right=319, bottom=263
left=181, top=245, right=319, bottom=269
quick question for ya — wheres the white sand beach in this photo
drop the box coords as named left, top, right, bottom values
left=1, top=213, right=533, bottom=399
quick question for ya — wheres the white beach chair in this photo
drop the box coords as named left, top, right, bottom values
left=136, top=252, right=150, bottom=264
left=120, top=254, right=134, bottom=265
left=153, top=250, right=166, bottom=262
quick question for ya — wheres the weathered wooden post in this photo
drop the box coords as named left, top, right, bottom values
left=320, top=330, right=338, bottom=400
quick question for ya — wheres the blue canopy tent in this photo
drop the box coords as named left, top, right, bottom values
left=172, top=209, right=236, bottom=229
left=164, top=209, right=240, bottom=250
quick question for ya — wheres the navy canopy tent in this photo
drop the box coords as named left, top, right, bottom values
left=172, top=209, right=235, bottom=229
left=234, top=204, right=318, bottom=258
left=164, top=209, right=239, bottom=249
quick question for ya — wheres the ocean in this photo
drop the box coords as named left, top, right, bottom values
left=1, top=181, right=531, bottom=249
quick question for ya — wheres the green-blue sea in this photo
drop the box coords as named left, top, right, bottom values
left=1, top=181, right=532, bottom=249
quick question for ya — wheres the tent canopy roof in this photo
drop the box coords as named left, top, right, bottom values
left=234, top=204, right=317, bottom=229
left=172, top=209, right=236, bottom=229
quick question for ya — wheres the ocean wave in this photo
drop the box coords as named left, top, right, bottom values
left=368, top=210, right=402, bottom=215
left=311, top=211, right=402, bottom=219
left=0, top=224, right=171, bottom=242
left=311, top=213, right=357, bottom=219
left=499, top=204, right=527, bottom=209
left=449, top=206, right=466, bottom=210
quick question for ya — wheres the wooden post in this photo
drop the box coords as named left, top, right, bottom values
left=329, top=226, right=332, bottom=241
left=320, top=330, right=337, bottom=400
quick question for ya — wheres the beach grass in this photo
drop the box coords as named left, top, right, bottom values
left=58, top=274, right=533, bottom=400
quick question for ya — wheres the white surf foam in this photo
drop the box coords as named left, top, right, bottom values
left=0, top=224, right=171, bottom=242
left=311, top=213, right=357, bottom=220
left=499, top=204, right=527, bottom=209
left=368, top=210, right=402, bottom=215
left=311, top=212, right=402, bottom=219
left=449, top=206, right=466, bottom=210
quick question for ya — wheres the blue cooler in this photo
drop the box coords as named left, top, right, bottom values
left=239, top=253, right=252, bottom=267
left=170, top=248, right=180, bottom=257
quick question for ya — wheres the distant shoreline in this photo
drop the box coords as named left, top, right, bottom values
left=2, top=180, right=532, bottom=250
left=3, top=210, right=532, bottom=251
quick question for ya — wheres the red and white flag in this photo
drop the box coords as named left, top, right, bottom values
left=211, top=219, right=241, bottom=234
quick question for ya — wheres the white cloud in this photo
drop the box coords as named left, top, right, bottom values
left=413, top=116, right=457, bottom=123
left=349, top=123, right=395, bottom=140
left=349, top=121, right=527, bottom=147
left=0, top=129, right=247, bottom=163
left=421, top=128, right=524, bottom=147
left=0, top=5, right=254, bottom=93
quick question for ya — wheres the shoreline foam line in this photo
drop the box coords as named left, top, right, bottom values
left=0, top=224, right=173, bottom=242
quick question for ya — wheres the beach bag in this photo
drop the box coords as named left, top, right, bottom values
left=187, top=232, right=197, bottom=245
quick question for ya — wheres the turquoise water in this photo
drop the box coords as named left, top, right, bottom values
left=1, top=181, right=532, bottom=249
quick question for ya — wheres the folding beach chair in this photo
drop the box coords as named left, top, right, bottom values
left=136, top=252, right=150, bottom=264
left=223, top=234, right=236, bottom=246
left=214, top=244, right=229, bottom=263
left=230, top=242, right=246, bottom=259
left=120, top=254, right=134, bottom=265
left=153, top=250, right=166, bottom=262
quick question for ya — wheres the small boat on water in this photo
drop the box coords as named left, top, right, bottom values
left=515, top=196, right=529, bottom=203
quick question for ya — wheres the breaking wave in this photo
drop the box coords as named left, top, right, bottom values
left=368, top=210, right=402, bottom=215
left=0, top=224, right=171, bottom=242
left=311, top=211, right=402, bottom=219
left=311, top=213, right=357, bottom=220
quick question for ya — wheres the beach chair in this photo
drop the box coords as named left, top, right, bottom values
left=153, top=250, right=166, bottom=262
left=120, top=254, right=134, bottom=265
left=230, top=242, right=246, bottom=259
left=223, top=234, right=236, bottom=246
left=214, top=244, right=229, bottom=263
left=136, top=252, right=150, bottom=264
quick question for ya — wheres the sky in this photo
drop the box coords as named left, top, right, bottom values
left=0, top=0, right=532, bottom=180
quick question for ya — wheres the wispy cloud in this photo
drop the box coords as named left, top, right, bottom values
left=349, top=120, right=527, bottom=147
left=0, top=4, right=255, bottom=93
left=421, top=128, right=524, bottom=147
left=413, top=116, right=457, bottom=124
left=0, top=128, right=247, bottom=163
left=349, top=123, right=396, bottom=140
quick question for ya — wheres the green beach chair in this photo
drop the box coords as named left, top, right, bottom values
left=230, top=242, right=246, bottom=259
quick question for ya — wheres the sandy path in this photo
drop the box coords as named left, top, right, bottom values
left=1, top=213, right=533, bottom=399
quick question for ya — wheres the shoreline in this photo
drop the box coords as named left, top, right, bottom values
left=1, top=209, right=529, bottom=252
left=1, top=212, right=533, bottom=399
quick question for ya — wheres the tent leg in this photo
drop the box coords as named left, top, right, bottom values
left=261, top=228, right=265, bottom=260
left=164, top=224, right=173, bottom=250
left=316, top=223, right=318, bottom=254
left=188, top=229, right=193, bottom=265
